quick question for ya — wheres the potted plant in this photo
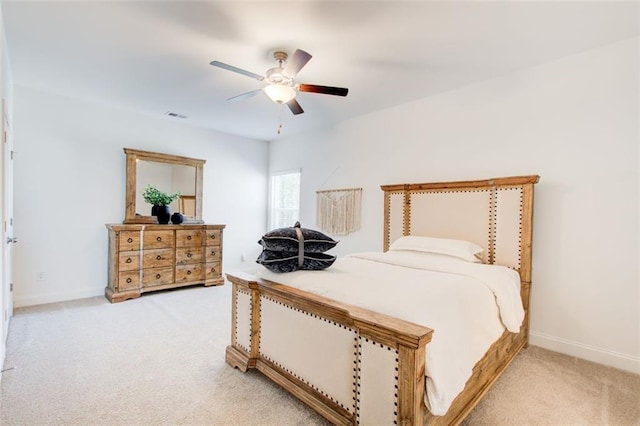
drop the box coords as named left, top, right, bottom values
left=142, top=185, right=180, bottom=224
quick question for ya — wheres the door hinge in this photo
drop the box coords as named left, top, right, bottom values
left=10, top=150, right=15, bottom=160
left=10, top=283, right=13, bottom=291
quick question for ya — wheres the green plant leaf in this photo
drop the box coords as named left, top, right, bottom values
left=142, top=185, right=180, bottom=206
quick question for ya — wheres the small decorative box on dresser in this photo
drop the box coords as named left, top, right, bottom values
left=106, top=224, right=225, bottom=303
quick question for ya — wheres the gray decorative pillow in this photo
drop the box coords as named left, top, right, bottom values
left=258, top=221, right=338, bottom=253
left=256, top=250, right=337, bottom=273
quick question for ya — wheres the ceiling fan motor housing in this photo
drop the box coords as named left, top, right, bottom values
left=267, top=51, right=294, bottom=86
left=266, top=67, right=293, bottom=86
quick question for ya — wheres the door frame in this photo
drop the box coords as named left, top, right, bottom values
left=1, top=97, right=13, bottom=346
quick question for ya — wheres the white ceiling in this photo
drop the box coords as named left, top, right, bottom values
left=3, top=1, right=638, bottom=141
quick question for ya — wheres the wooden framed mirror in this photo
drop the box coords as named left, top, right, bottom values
left=123, top=148, right=205, bottom=224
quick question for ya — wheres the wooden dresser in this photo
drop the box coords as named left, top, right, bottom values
left=106, top=224, right=225, bottom=303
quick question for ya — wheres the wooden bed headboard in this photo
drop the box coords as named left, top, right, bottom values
left=381, top=175, right=539, bottom=284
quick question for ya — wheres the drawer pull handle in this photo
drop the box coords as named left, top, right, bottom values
left=125, top=258, right=132, bottom=264
left=156, top=255, right=162, bottom=261
left=156, top=273, right=161, bottom=279
left=156, top=236, right=162, bottom=242
left=187, top=235, right=192, bottom=240
left=127, top=237, right=133, bottom=243
left=187, top=252, right=192, bottom=258
left=210, top=250, right=216, bottom=256
left=210, top=267, right=216, bottom=273
left=210, top=234, right=216, bottom=240
left=126, top=278, right=132, bottom=284
left=187, top=270, right=191, bottom=275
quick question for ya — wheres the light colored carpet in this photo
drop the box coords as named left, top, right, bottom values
left=1, top=284, right=638, bottom=425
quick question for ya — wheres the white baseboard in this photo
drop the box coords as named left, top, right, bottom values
left=14, top=288, right=104, bottom=308
left=530, top=331, right=640, bottom=375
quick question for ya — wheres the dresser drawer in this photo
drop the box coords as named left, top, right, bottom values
left=143, top=230, right=174, bottom=249
left=142, top=248, right=174, bottom=268
left=119, top=231, right=140, bottom=251
left=176, top=229, right=203, bottom=247
left=176, top=247, right=203, bottom=265
left=118, top=270, right=140, bottom=291
left=204, top=246, right=221, bottom=262
left=142, top=267, right=174, bottom=287
left=205, top=262, right=222, bottom=280
left=175, top=264, right=204, bottom=283
left=118, top=251, right=140, bottom=272
left=205, top=229, right=221, bottom=246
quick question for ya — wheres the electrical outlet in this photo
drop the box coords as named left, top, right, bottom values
left=36, top=272, right=46, bottom=282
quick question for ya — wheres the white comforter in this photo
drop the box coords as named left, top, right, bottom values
left=252, top=250, right=524, bottom=416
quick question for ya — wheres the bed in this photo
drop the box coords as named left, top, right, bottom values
left=225, top=175, right=539, bottom=425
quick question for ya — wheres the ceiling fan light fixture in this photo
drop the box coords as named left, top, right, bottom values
left=264, top=84, right=296, bottom=104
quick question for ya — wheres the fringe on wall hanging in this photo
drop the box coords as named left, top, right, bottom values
left=316, top=187, right=362, bottom=236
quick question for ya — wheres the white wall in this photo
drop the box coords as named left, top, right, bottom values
left=269, top=38, right=639, bottom=373
left=12, top=85, right=268, bottom=307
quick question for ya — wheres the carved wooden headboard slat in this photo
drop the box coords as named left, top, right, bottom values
left=381, top=175, right=539, bottom=282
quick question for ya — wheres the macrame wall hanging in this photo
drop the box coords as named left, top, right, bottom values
left=316, top=187, right=362, bottom=235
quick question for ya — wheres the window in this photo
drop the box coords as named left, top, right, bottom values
left=269, top=170, right=300, bottom=229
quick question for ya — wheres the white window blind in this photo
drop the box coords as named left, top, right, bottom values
left=270, top=170, right=300, bottom=229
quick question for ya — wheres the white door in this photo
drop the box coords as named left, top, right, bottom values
left=2, top=98, right=13, bottom=340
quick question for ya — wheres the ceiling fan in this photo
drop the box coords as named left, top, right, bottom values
left=210, top=49, right=348, bottom=115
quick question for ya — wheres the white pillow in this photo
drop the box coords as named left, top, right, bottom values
left=389, top=235, right=484, bottom=263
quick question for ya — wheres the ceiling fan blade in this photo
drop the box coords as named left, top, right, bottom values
left=298, top=84, right=348, bottom=97
left=287, top=98, right=304, bottom=115
left=283, top=49, right=312, bottom=78
left=227, top=89, right=263, bottom=102
left=210, top=60, right=264, bottom=81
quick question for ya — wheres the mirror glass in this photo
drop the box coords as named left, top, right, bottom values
left=135, top=161, right=196, bottom=217
left=123, top=148, right=205, bottom=224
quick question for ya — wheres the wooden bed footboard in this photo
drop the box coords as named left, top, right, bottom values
left=226, top=271, right=434, bottom=425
